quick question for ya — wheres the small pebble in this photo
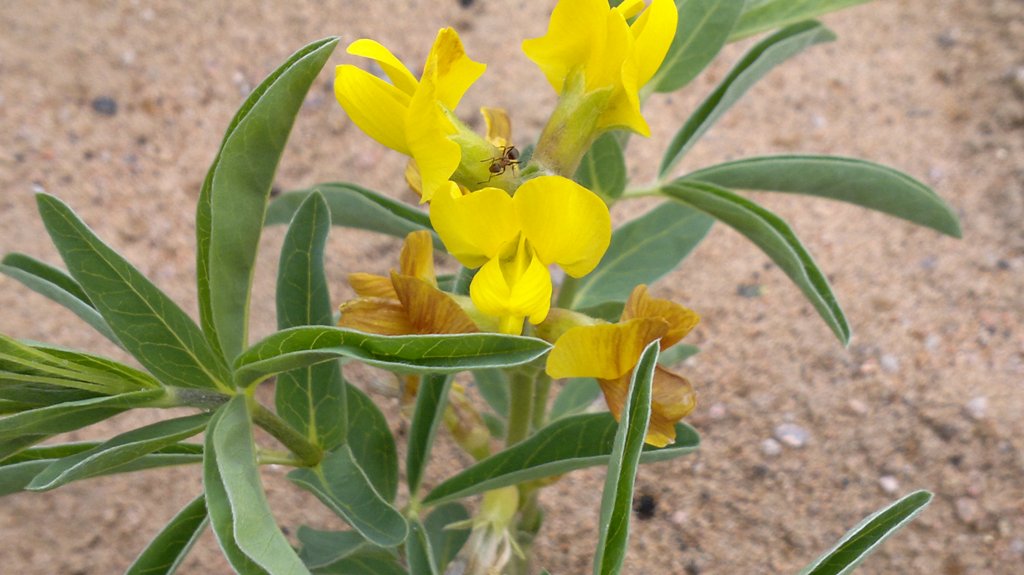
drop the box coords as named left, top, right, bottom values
left=848, top=399, right=869, bottom=416
left=91, top=96, right=118, bottom=116
left=924, top=334, right=942, bottom=352
left=878, top=475, right=900, bottom=494
left=760, top=438, right=782, bottom=457
left=880, top=354, right=900, bottom=373
left=458, top=0, right=475, bottom=7
left=955, top=497, right=981, bottom=525
left=737, top=283, right=762, bottom=298
left=634, top=494, right=657, bottom=520
left=707, top=402, right=727, bottom=420
left=965, top=396, right=988, bottom=420
left=1009, top=538, right=1024, bottom=556
left=670, top=510, right=688, bottom=526
left=774, top=423, right=810, bottom=448
left=935, top=29, right=958, bottom=48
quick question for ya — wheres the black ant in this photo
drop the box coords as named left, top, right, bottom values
left=479, top=145, right=520, bottom=183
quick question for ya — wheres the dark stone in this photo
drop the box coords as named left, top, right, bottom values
left=91, top=96, right=118, bottom=116
left=685, top=561, right=702, bottom=575
left=634, top=494, right=657, bottom=520
left=737, top=283, right=762, bottom=298
left=458, top=0, right=474, bottom=7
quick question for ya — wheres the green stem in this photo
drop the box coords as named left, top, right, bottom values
left=530, top=374, right=551, bottom=431
left=250, top=400, right=323, bottom=467
left=506, top=371, right=535, bottom=446
left=256, top=449, right=304, bottom=466
left=555, top=276, right=578, bottom=309
left=530, top=71, right=611, bottom=178
left=162, top=386, right=231, bottom=410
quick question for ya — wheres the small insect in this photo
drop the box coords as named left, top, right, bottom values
left=480, top=145, right=520, bottom=182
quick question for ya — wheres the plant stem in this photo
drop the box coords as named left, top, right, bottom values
left=531, top=373, right=551, bottom=431
left=250, top=400, right=323, bottom=467
left=506, top=370, right=535, bottom=446
left=163, top=386, right=231, bottom=410
left=555, top=276, right=578, bottom=309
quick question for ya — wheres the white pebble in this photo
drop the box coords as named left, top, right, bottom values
left=880, top=354, right=900, bottom=373
left=965, top=396, right=988, bottom=420
left=760, top=438, right=782, bottom=457
left=878, top=475, right=900, bottom=494
left=774, top=423, right=810, bottom=448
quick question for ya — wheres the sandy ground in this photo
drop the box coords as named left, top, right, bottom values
left=1, top=0, right=1022, bottom=573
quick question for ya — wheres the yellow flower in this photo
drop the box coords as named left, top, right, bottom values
left=522, top=0, right=677, bottom=137
left=334, top=28, right=486, bottom=202
left=430, top=177, right=611, bottom=335
left=545, top=285, right=699, bottom=447
left=339, top=231, right=479, bottom=335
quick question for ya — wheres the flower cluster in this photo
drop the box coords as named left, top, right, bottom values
left=332, top=0, right=694, bottom=445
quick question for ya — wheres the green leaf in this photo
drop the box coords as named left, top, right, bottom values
left=406, top=374, right=452, bottom=495
left=575, top=133, right=627, bottom=201
left=658, top=344, right=700, bottom=367
left=650, top=0, right=746, bottom=93
left=660, top=21, right=835, bottom=178
left=35, top=194, right=231, bottom=391
left=683, top=155, right=961, bottom=237
left=593, top=342, right=658, bottom=575
left=297, top=528, right=368, bottom=570
left=125, top=494, right=208, bottom=575
left=731, top=0, right=872, bottom=41
left=423, top=414, right=699, bottom=506
left=312, top=549, right=407, bottom=575
left=472, top=369, right=509, bottom=418
left=206, top=396, right=308, bottom=574
left=549, top=378, right=603, bottom=421
left=662, top=180, right=850, bottom=344
left=266, top=184, right=435, bottom=243
left=196, top=37, right=339, bottom=362
left=345, top=385, right=398, bottom=502
left=288, top=445, right=408, bottom=548
left=571, top=202, right=714, bottom=310
left=799, top=490, right=933, bottom=575
left=424, top=503, right=471, bottom=573
left=234, top=327, right=551, bottom=388
left=0, top=253, right=121, bottom=346
left=27, top=412, right=209, bottom=491
left=406, top=521, right=438, bottom=575
left=0, top=389, right=163, bottom=442
left=29, top=343, right=161, bottom=392
left=276, top=191, right=347, bottom=450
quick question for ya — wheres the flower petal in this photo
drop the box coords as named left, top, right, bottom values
left=522, top=0, right=608, bottom=93
left=407, top=78, right=461, bottom=202
left=430, top=183, right=519, bottom=268
left=348, top=272, right=397, bottom=299
left=469, top=246, right=553, bottom=334
left=546, top=317, right=668, bottom=380
left=392, top=273, right=479, bottom=334
left=514, top=176, right=611, bottom=277
left=630, top=0, right=679, bottom=87
left=338, top=297, right=416, bottom=335
left=621, top=285, right=700, bottom=349
left=430, top=28, right=487, bottom=111
left=481, top=107, right=512, bottom=147
left=335, top=65, right=411, bottom=154
left=647, top=366, right=696, bottom=447
left=346, top=39, right=419, bottom=96
left=399, top=230, right=437, bottom=285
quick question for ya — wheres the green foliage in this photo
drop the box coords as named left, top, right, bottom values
left=731, top=0, right=873, bottom=41
left=575, top=133, right=627, bottom=201
left=406, top=374, right=452, bottom=495
left=650, top=0, right=745, bottom=93
left=125, top=494, right=208, bottom=575
left=345, top=385, right=399, bottom=502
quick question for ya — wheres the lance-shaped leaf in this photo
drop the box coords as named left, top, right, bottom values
left=660, top=21, right=835, bottom=178
left=472, top=369, right=509, bottom=418
left=683, top=155, right=962, bottom=237
left=234, top=327, right=551, bottom=388
left=575, top=133, right=627, bottom=202
left=406, top=374, right=452, bottom=495
left=266, top=184, right=436, bottom=243
left=312, top=549, right=408, bottom=575
left=550, top=378, right=602, bottom=421
left=1, top=442, right=201, bottom=497
left=406, top=521, right=438, bottom=575
left=731, top=0, right=872, bottom=41
left=205, top=396, right=309, bottom=574
left=662, top=180, right=850, bottom=344
left=288, top=445, right=408, bottom=548
left=593, top=342, right=658, bottom=575
left=36, top=194, right=231, bottom=391
left=27, top=412, right=210, bottom=491
left=125, top=494, right=208, bottom=575
left=297, top=528, right=368, bottom=570
left=0, top=253, right=121, bottom=346
left=649, top=0, right=745, bottom=93
left=276, top=191, right=347, bottom=450
left=800, top=490, right=933, bottom=575
left=346, top=385, right=398, bottom=502
left=423, top=415, right=699, bottom=506
left=197, top=37, right=338, bottom=362
left=570, top=202, right=713, bottom=310
left=0, top=389, right=163, bottom=442
left=423, top=503, right=471, bottom=573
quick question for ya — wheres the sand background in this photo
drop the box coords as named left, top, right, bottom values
left=1, top=0, right=1022, bottom=573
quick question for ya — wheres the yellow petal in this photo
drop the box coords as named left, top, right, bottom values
left=481, top=107, right=512, bottom=147
left=430, top=183, right=519, bottom=268
left=596, top=53, right=650, bottom=136
left=514, top=176, right=611, bottom=277
left=346, top=39, right=419, bottom=96
left=646, top=366, right=696, bottom=447
left=614, top=0, right=645, bottom=19
left=584, top=8, right=631, bottom=92
left=338, top=298, right=416, bottom=335
left=391, top=273, right=479, bottom=334
left=469, top=246, right=553, bottom=333
left=406, top=76, right=460, bottom=202
left=404, top=159, right=423, bottom=198
left=522, top=0, right=608, bottom=93
left=335, top=65, right=411, bottom=155
left=429, top=28, right=487, bottom=111
left=621, top=285, right=700, bottom=349
left=546, top=318, right=668, bottom=380
left=399, top=230, right=437, bottom=285
left=630, top=0, right=679, bottom=87
left=348, top=272, right=398, bottom=299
